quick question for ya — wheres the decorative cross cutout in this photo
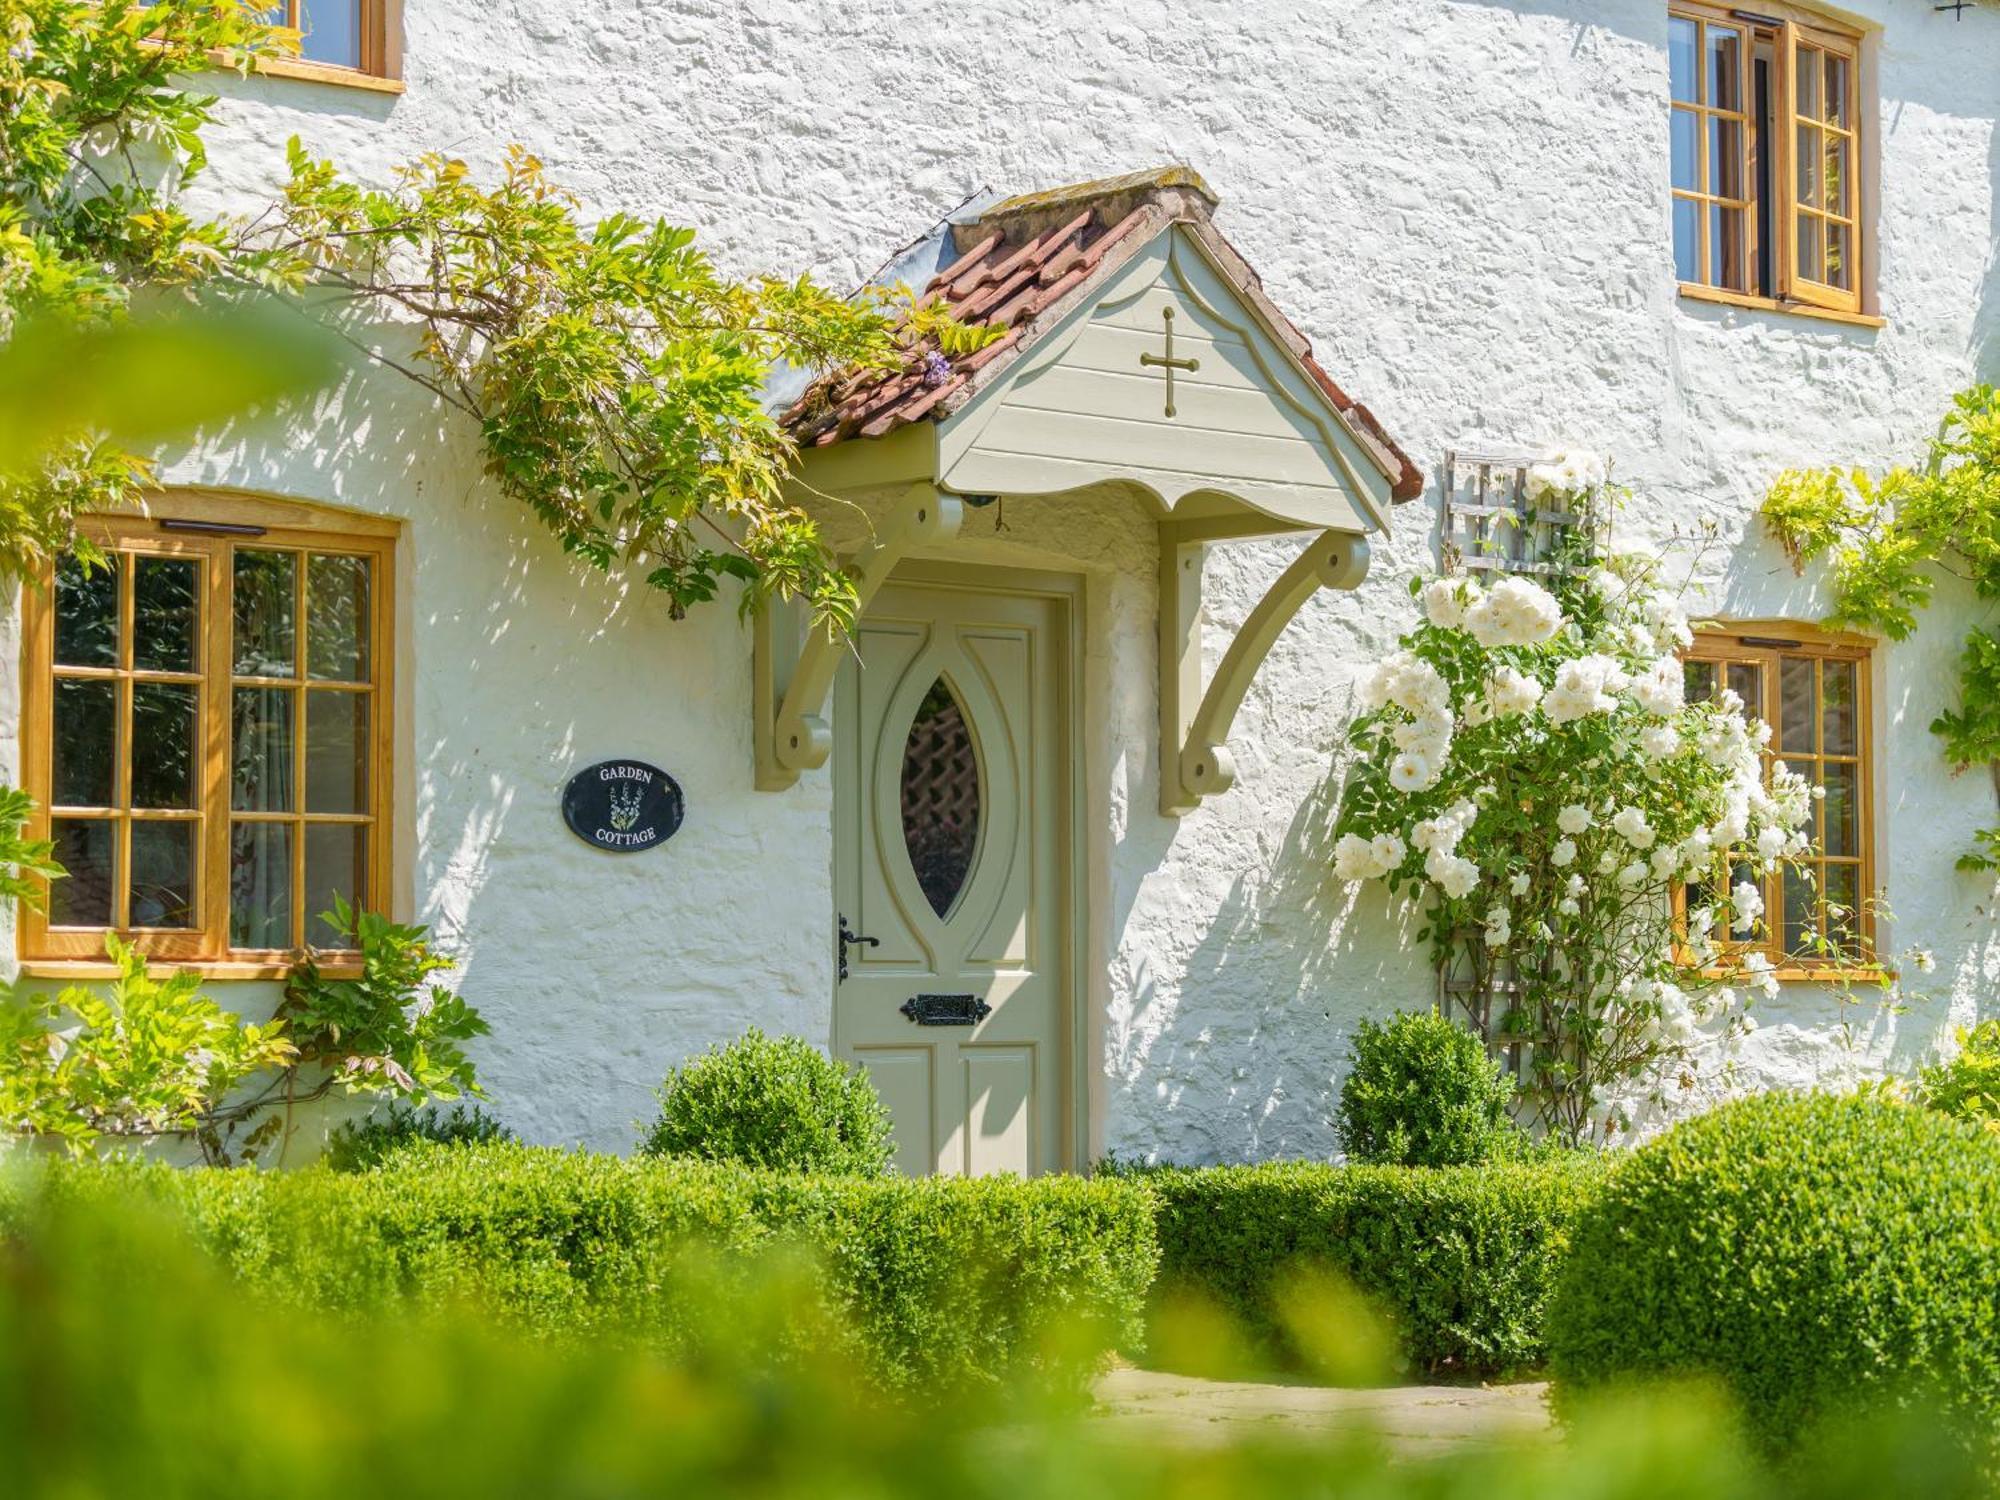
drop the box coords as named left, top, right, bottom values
left=1138, top=306, right=1200, bottom=418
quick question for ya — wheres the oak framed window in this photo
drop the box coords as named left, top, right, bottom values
left=250, top=1, right=402, bottom=91
left=1668, top=2, right=1869, bottom=318
left=19, top=495, right=395, bottom=976
left=1683, top=625, right=1877, bottom=977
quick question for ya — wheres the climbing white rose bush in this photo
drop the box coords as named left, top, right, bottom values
left=1333, top=477, right=1816, bottom=1143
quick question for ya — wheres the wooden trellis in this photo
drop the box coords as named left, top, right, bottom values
left=1440, top=450, right=1603, bottom=579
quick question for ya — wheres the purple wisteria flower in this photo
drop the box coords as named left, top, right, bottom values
left=920, top=350, right=952, bottom=388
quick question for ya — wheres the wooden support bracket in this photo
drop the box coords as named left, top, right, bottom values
left=1159, top=526, right=1371, bottom=815
left=754, top=484, right=961, bottom=791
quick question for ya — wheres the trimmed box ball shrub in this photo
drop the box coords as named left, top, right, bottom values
left=1127, top=1156, right=1605, bottom=1378
left=1548, top=1093, right=2000, bottom=1458
left=641, top=1027, right=892, bottom=1175
left=15, top=1145, right=1157, bottom=1396
left=1336, top=1010, right=1519, bottom=1166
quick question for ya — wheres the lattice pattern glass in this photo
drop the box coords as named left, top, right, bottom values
left=900, top=678, right=981, bottom=920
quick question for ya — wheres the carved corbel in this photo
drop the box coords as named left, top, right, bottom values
left=1159, top=526, right=1371, bottom=815
left=754, top=484, right=962, bottom=791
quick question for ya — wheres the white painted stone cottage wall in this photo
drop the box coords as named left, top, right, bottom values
left=7, top=0, right=1996, bottom=1158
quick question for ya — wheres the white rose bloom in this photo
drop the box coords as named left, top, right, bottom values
left=1370, top=833, right=1407, bottom=873
left=1598, top=849, right=1620, bottom=875
left=1741, top=950, right=1781, bottom=997
left=1551, top=837, right=1577, bottom=868
left=1755, top=824, right=1788, bottom=862
left=1730, top=879, right=1765, bottom=934
left=1333, top=833, right=1377, bottom=881
left=1423, top=576, right=1480, bottom=629
left=1639, top=723, right=1680, bottom=760
left=1650, top=844, right=1681, bottom=879
left=1509, top=870, right=1531, bottom=897
left=1486, top=666, right=1544, bottom=717
left=1620, top=861, right=1649, bottom=889
left=1389, top=751, right=1437, bottom=793
left=1544, top=654, right=1626, bottom=724
left=1611, top=805, right=1656, bottom=850
left=1426, top=847, right=1480, bottom=900
left=1484, top=905, right=1513, bottom=947
left=1567, top=873, right=1586, bottom=896
left=1466, top=576, right=1564, bottom=648
left=1558, top=896, right=1581, bottom=917
left=1631, top=657, right=1685, bottom=716
left=1558, top=803, right=1593, bottom=835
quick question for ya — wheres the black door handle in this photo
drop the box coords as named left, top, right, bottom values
left=837, top=914, right=879, bottom=981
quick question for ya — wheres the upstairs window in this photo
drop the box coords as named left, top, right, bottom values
left=20, top=500, right=394, bottom=973
left=260, top=0, right=396, bottom=81
left=1669, top=3, right=1867, bottom=316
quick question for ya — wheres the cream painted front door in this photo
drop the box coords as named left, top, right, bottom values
left=832, top=571, right=1072, bottom=1177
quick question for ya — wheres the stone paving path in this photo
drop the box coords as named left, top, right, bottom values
left=1093, top=1368, right=1554, bottom=1455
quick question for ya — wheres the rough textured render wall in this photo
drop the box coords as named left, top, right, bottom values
left=9, top=0, right=1994, bottom=1158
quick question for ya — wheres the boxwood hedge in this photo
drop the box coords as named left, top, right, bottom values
left=1122, top=1156, right=1606, bottom=1378
left=1548, top=1093, right=2000, bottom=1459
left=10, top=1144, right=1159, bottom=1394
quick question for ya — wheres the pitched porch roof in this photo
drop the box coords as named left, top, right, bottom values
left=781, top=167, right=1422, bottom=505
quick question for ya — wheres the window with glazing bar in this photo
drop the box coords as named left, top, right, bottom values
left=1669, top=2, right=1867, bottom=314
left=19, top=503, right=393, bottom=970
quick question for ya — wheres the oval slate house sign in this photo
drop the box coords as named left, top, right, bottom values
left=562, top=760, right=684, bottom=853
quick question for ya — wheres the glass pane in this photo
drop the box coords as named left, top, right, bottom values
left=54, top=555, right=118, bottom=667
left=1707, top=26, right=1742, bottom=112
left=1669, top=16, right=1698, bottom=102
left=230, top=821, right=293, bottom=949
left=53, top=677, right=116, bottom=807
left=1685, top=659, right=1718, bottom=703
left=1709, top=117, right=1743, bottom=201
left=900, top=678, right=982, bottom=920
left=1779, top=657, right=1815, bottom=753
left=1795, top=43, right=1823, bottom=122
left=131, top=682, right=198, bottom=810
left=1824, top=133, right=1851, bottom=219
left=232, top=687, right=295, bottom=812
left=1796, top=211, right=1825, bottom=284
left=234, top=550, right=296, bottom=678
left=1726, top=662, right=1763, bottom=713
left=298, top=0, right=361, bottom=67
left=1823, top=863, right=1861, bottom=957
left=1673, top=196, right=1700, bottom=283
left=1822, top=660, right=1857, bottom=754
left=1825, top=220, right=1853, bottom=292
left=1711, top=204, right=1745, bottom=291
left=132, top=556, right=199, bottom=673
left=306, top=555, right=371, bottom=682
left=1823, top=52, right=1850, bottom=127
left=129, top=821, right=195, bottom=929
left=304, top=691, right=368, bottom=814
left=48, top=818, right=114, bottom=927
left=1795, top=124, right=1823, bottom=210
left=1782, top=864, right=1817, bottom=955
left=1821, top=762, right=1858, bottom=857
left=304, top=822, right=368, bottom=945
left=1671, top=109, right=1699, bottom=192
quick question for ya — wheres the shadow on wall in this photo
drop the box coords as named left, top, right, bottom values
left=1108, top=769, right=1430, bottom=1165
left=1978, top=118, right=2000, bottom=383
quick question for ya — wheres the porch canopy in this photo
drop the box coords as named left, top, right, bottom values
left=757, top=167, right=1421, bottom=814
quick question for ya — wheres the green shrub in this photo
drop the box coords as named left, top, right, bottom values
left=1121, top=1156, right=1605, bottom=1378
left=1548, top=1093, right=2000, bottom=1459
left=323, top=1103, right=515, bottom=1172
left=1335, top=1010, right=1519, bottom=1166
left=1917, top=1020, right=2000, bottom=1134
left=9, top=1167, right=1995, bottom=1500
left=14, top=1144, right=1156, bottom=1395
left=641, top=1028, right=892, bottom=1175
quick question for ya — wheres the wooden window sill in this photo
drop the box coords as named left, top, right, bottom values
left=18, top=956, right=362, bottom=982
left=228, top=52, right=405, bottom=94
left=1705, top=965, right=1891, bottom=985
left=1677, top=284, right=1885, bottom=330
